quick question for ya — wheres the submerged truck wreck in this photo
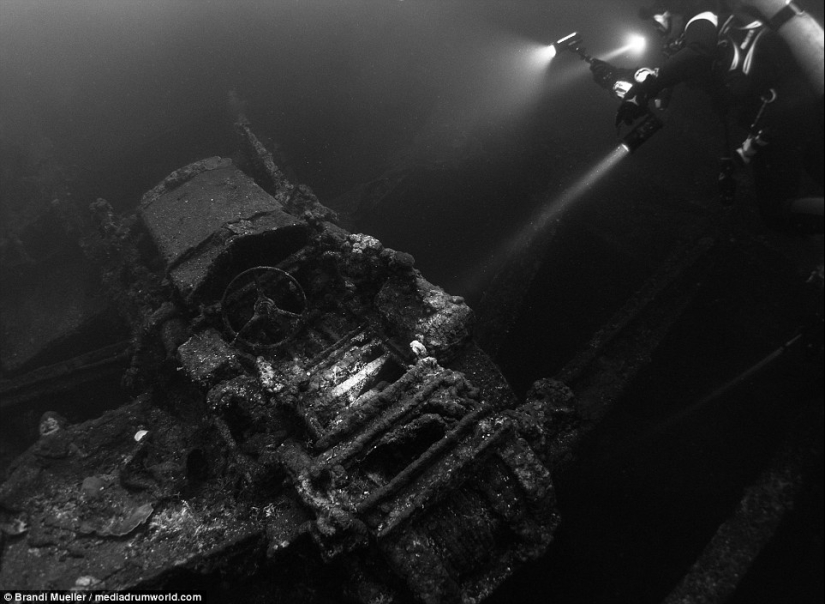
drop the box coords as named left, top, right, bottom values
left=0, top=124, right=567, bottom=603
left=1, top=116, right=822, bottom=603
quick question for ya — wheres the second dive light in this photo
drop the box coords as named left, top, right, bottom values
left=620, top=111, right=663, bottom=153
left=554, top=31, right=662, bottom=153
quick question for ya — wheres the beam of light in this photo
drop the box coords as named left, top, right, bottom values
left=458, top=144, right=631, bottom=296
left=628, top=34, right=647, bottom=54
left=526, top=43, right=557, bottom=72
left=406, top=35, right=569, bottom=172
left=469, top=39, right=561, bottom=124
left=600, top=33, right=648, bottom=61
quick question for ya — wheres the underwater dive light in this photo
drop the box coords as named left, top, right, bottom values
left=555, top=31, right=647, bottom=65
left=533, top=43, right=558, bottom=66
left=554, top=32, right=593, bottom=63
left=627, top=34, right=647, bottom=55
left=552, top=30, right=663, bottom=152
left=620, top=110, right=663, bottom=153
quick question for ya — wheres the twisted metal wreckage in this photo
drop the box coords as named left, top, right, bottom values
left=0, top=121, right=563, bottom=603
left=0, top=118, right=821, bottom=603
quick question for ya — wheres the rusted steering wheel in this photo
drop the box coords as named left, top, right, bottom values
left=221, top=266, right=307, bottom=352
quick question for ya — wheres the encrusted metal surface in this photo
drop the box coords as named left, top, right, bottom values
left=0, top=138, right=561, bottom=603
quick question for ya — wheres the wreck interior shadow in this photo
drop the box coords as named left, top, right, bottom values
left=191, top=227, right=312, bottom=307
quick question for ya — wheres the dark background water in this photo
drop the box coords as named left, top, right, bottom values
left=1, top=0, right=712, bottom=228
left=1, top=1, right=823, bottom=602
left=1, top=0, right=744, bottom=325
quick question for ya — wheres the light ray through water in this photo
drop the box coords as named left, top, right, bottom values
left=459, top=144, right=630, bottom=296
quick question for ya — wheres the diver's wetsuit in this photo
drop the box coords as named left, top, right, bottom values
left=649, top=11, right=823, bottom=233
left=656, top=12, right=719, bottom=89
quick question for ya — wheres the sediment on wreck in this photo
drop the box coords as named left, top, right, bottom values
left=0, top=119, right=568, bottom=604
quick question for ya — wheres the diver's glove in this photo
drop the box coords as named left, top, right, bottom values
left=615, top=73, right=660, bottom=127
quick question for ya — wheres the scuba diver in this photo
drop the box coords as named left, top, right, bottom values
left=590, top=0, right=824, bottom=234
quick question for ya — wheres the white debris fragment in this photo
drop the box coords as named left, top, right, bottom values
left=410, top=340, right=428, bottom=358
left=257, top=356, right=280, bottom=392
left=72, top=575, right=101, bottom=590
